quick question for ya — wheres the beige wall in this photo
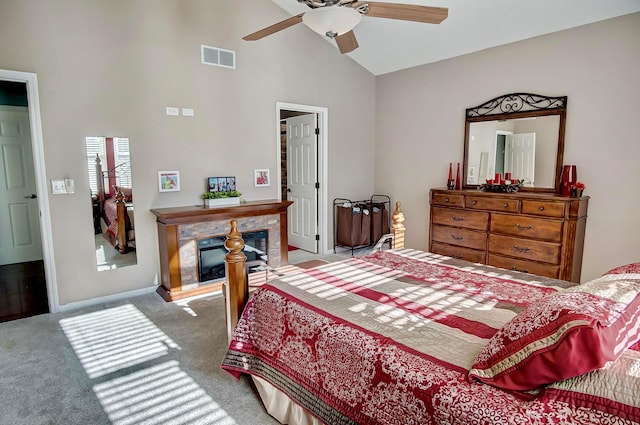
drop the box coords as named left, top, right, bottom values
left=375, top=12, right=640, bottom=282
left=0, top=0, right=376, bottom=306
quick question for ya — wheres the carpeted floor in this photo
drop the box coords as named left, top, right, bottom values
left=0, top=290, right=281, bottom=425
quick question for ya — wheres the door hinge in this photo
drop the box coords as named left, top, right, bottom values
left=315, top=127, right=319, bottom=135
left=315, top=234, right=320, bottom=241
left=315, top=182, right=320, bottom=189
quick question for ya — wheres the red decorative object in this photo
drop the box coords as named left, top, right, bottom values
left=447, top=163, right=454, bottom=189
left=504, top=172, right=512, bottom=181
left=560, top=165, right=577, bottom=196
left=455, top=162, right=461, bottom=190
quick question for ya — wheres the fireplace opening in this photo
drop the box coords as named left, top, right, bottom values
left=197, top=229, right=268, bottom=284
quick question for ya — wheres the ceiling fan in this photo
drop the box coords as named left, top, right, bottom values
left=243, top=0, right=448, bottom=54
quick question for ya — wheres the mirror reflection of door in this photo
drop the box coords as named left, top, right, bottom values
left=85, top=136, right=136, bottom=271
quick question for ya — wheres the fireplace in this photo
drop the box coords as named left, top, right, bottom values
left=151, top=200, right=292, bottom=301
left=197, top=230, right=268, bottom=284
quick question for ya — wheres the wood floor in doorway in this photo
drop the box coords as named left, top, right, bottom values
left=0, top=260, right=49, bottom=323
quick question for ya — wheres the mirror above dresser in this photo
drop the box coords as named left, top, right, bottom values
left=463, top=93, right=567, bottom=192
left=429, top=93, right=588, bottom=282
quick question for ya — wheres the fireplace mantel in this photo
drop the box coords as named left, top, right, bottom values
left=151, top=199, right=293, bottom=301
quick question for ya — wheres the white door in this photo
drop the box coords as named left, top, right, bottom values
left=287, top=114, right=318, bottom=253
left=505, top=133, right=536, bottom=185
left=0, top=106, right=43, bottom=265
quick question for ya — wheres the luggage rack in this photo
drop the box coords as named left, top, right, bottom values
left=333, top=194, right=391, bottom=256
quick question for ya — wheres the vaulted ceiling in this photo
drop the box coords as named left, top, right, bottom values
left=263, top=0, right=640, bottom=75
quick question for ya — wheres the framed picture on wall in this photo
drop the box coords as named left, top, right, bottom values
left=158, top=170, right=180, bottom=192
left=254, top=169, right=270, bottom=187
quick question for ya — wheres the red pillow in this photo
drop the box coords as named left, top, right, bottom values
left=468, top=277, right=640, bottom=391
left=605, top=262, right=640, bottom=276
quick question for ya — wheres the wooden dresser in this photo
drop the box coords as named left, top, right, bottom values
left=429, top=188, right=588, bottom=282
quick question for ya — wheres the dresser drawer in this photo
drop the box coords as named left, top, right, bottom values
left=432, top=193, right=464, bottom=208
left=521, top=200, right=565, bottom=218
left=487, top=254, right=560, bottom=279
left=465, top=195, right=519, bottom=213
left=431, top=207, right=489, bottom=231
left=488, top=234, right=561, bottom=264
left=490, top=213, right=563, bottom=242
left=431, top=242, right=486, bottom=264
left=432, top=225, right=486, bottom=250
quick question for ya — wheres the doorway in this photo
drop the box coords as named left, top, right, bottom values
left=276, top=102, right=328, bottom=257
left=0, top=70, right=58, bottom=320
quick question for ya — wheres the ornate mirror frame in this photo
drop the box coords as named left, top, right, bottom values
left=463, top=93, right=567, bottom=193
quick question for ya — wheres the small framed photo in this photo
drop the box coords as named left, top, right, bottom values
left=208, top=176, right=236, bottom=192
left=207, top=177, right=218, bottom=192
left=254, top=169, right=270, bottom=187
left=158, top=170, right=180, bottom=192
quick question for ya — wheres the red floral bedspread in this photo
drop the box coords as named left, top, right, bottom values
left=221, top=249, right=640, bottom=425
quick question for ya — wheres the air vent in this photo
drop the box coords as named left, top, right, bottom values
left=201, top=44, right=236, bottom=69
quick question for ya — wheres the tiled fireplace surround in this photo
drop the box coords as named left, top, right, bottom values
left=179, top=214, right=281, bottom=287
left=151, top=200, right=292, bottom=301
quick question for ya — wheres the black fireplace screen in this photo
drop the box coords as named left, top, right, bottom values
left=197, top=230, right=268, bottom=284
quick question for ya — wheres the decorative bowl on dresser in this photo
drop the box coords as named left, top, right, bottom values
left=429, top=189, right=588, bottom=282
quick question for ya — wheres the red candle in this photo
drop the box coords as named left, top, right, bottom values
left=455, top=163, right=461, bottom=190
left=505, top=172, right=512, bottom=180
left=448, top=163, right=453, bottom=180
left=495, top=173, right=501, bottom=182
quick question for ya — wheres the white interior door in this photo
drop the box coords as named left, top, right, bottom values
left=287, top=114, right=318, bottom=253
left=0, top=106, right=43, bottom=265
left=505, top=133, right=536, bottom=185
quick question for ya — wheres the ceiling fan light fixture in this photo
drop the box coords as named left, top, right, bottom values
left=302, top=7, right=362, bottom=38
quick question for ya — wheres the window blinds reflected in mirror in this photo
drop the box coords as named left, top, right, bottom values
left=85, top=136, right=137, bottom=271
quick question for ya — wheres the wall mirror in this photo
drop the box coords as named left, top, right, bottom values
left=85, top=136, right=137, bottom=271
left=463, top=93, right=567, bottom=192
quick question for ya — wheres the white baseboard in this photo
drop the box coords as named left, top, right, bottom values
left=57, top=285, right=159, bottom=313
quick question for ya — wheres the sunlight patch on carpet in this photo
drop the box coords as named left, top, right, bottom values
left=59, top=304, right=181, bottom=379
left=93, top=360, right=237, bottom=425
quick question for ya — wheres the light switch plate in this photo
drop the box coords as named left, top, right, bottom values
left=182, top=108, right=194, bottom=117
left=51, top=179, right=67, bottom=194
left=166, top=106, right=179, bottom=116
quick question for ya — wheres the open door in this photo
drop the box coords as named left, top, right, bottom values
left=286, top=113, right=318, bottom=253
left=0, top=106, right=43, bottom=265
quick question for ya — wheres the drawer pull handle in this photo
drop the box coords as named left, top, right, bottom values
left=513, top=244, right=531, bottom=253
left=538, top=206, right=545, bottom=211
left=444, top=197, right=450, bottom=202
left=471, top=200, right=478, bottom=205
left=451, top=254, right=463, bottom=259
left=451, top=234, right=464, bottom=241
left=452, top=215, right=465, bottom=221
left=512, top=266, right=529, bottom=273
left=515, top=223, right=533, bottom=231
left=503, top=203, right=509, bottom=208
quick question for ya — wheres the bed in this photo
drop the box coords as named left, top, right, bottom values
left=95, top=156, right=135, bottom=254
left=220, top=207, right=640, bottom=424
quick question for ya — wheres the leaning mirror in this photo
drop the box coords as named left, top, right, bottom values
left=85, top=136, right=137, bottom=271
left=463, top=93, right=567, bottom=192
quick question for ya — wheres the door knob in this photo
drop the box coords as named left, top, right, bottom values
left=24, top=194, right=37, bottom=199
left=287, top=188, right=292, bottom=192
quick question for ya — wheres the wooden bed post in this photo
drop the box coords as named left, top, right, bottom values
left=115, top=189, right=127, bottom=253
left=224, top=220, right=247, bottom=342
left=391, top=201, right=405, bottom=249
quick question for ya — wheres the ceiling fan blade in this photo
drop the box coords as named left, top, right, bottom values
left=335, top=30, right=359, bottom=54
left=353, top=2, right=448, bottom=24
left=243, top=14, right=305, bottom=41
